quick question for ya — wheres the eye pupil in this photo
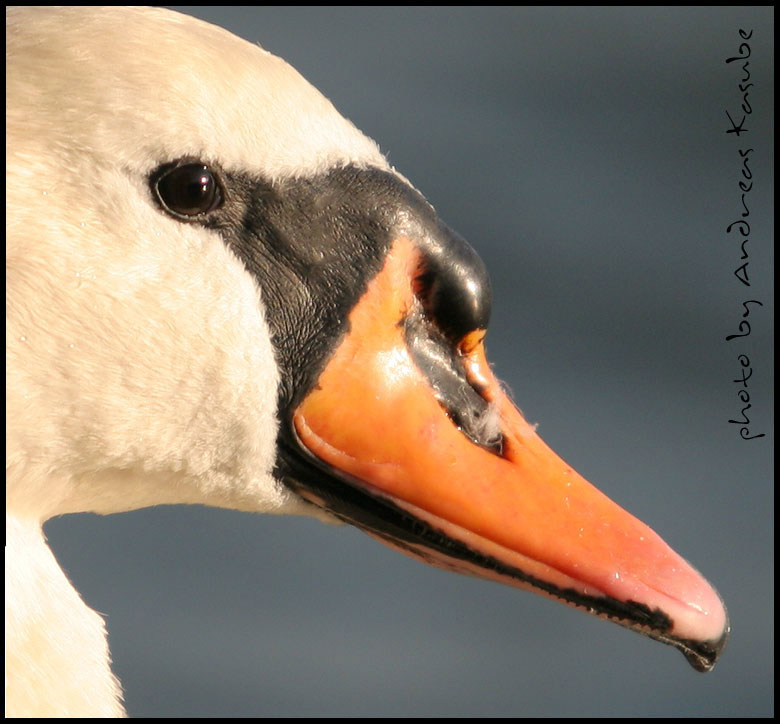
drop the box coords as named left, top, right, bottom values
left=154, top=162, right=223, bottom=218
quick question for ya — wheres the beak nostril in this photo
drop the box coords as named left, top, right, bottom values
left=404, top=310, right=504, bottom=456
left=458, top=329, right=486, bottom=355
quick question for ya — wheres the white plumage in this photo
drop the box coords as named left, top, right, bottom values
left=6, top=7, right=389, bottom=715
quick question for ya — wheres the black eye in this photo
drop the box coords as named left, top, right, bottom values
left=153, top=162, right=224, bottom=218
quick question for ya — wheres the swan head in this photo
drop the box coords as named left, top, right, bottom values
left=6, top=3, right=727, bottom=687
left=7, top=6, right=388, bottom=520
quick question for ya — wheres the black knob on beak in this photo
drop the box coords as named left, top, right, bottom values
left=416, top=224, right=492, bottom=343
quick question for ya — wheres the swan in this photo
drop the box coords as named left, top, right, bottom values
left=6, top=6, right=729, bottom=717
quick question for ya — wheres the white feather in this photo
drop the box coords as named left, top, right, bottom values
left=6, top=6, right=389, bottom=715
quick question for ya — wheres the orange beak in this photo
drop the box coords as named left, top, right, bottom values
left=290, top=237, right=728, bottom=671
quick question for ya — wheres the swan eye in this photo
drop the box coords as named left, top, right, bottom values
left=153, top=162, right=224, bottom=218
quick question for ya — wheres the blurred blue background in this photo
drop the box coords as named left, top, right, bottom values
left=45, top=7, right=773, bottom=717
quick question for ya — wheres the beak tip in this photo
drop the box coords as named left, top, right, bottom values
left=651, top=578, right=729, bottom=672
left=682, top=619, right=730, bottom=672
